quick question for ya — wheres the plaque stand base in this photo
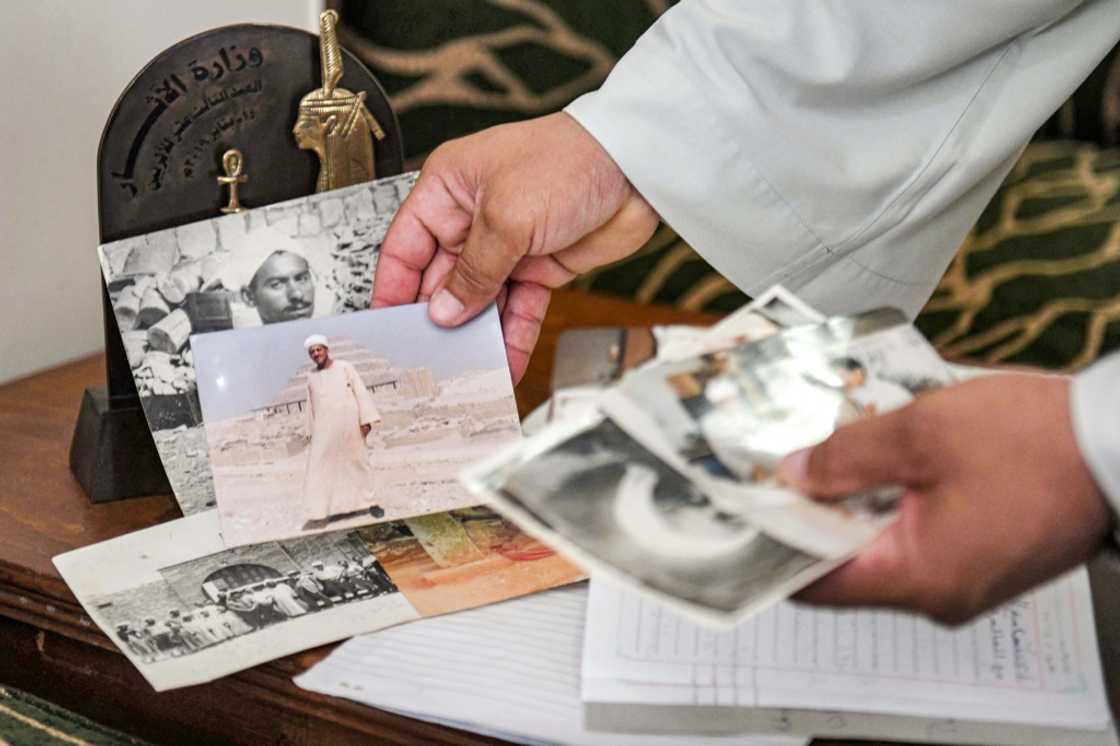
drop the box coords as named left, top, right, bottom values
left=69, top=386, right=171, bottom=503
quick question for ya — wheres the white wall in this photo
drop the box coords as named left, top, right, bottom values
left=0, top=1, right=320, bottom=384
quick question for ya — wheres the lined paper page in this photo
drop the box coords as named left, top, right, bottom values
left=583, top=568, right=1114, bottom=742
left=295, top=584, right=804, bottom=746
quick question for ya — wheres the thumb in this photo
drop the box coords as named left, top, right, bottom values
left=778, top=406, right=920, bottom=500
left=427, top=204, right=526, bottom=327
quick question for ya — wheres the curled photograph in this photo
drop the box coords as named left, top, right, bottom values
left=600, top=310, right=958, bottom=560
left=463, top=410, right=836, bottom=623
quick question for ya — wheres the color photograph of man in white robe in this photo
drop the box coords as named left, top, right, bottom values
left=301, top=334, right=384, bottom=528
left=194, top=303, right=520, bottom=547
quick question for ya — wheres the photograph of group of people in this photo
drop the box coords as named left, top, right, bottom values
left=112, top=554, right=398, bottom=664
left=55, top=511, right=423, bottom=690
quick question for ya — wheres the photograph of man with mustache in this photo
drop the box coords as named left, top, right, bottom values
left=241, top=248, right=315, bottom=325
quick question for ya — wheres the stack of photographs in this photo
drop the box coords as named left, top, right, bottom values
left=462, top=288, right=958, bottom=626
left=55, top=174, right=584, bottom=691
left=97, top=172, right=418, bottom=516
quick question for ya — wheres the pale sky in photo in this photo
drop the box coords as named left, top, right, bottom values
left=192, top=303, right=509, bottom=421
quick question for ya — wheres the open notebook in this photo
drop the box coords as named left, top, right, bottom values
left=583, top=568, right=1116, bottom=745
left=294, top=584, right=804, bottom=746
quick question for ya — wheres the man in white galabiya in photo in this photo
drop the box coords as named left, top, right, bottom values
left=828, top=356, right=913, bottom=421
left=301, top=334, right=384, bottom=528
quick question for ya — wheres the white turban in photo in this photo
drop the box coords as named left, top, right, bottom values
left=220, top=226, right=310, bottom=292
left=304, top=334, right=329, bottom=350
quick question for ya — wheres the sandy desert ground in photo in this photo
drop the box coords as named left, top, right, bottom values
left=209, top=369, right=521, bottom=545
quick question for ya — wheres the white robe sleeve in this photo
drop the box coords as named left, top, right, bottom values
left=1071, top=352, right=1120, bottom=521
left=565, top=0, right=1120, bottom=318
left=346, top=361, right=381, bottom=426
left=305, top=381, right=314, bottom=435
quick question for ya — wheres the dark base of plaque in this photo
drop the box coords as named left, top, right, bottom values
left=69, top=386, right=170, bottom=503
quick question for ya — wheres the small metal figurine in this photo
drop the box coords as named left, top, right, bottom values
left=293, top=10, right=385, bottom=192
left=217, top=149, right=248, bottom=213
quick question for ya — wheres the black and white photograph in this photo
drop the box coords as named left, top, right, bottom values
left=52, top=511, right=419, bottom=691
left=463, top=409, right=839, bottom=625
left=97, top=172, right=417, bottom=516
left=193, top=303, right=520, bottom=547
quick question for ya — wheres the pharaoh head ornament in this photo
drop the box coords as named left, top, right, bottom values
left=293, top=10, right=386, bottom=192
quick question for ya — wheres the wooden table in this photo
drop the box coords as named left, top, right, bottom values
left=7, top=288, right=1120, bottom=746
left=0, top=289, right=717, bottom=746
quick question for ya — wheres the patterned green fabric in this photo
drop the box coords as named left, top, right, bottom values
left=337, top=0, right=672, bottom=160
left=1036, top=47, right=1120, bottom=147
left=339, top=3, right=1120, bottom=372
left=574, top=140, right=1120, bottom=372
left=0, top=686, right=148, bottom=746
left=917, top=140, right=1120, bottom=372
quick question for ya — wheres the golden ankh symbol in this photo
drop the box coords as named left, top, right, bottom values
left=218, top=149, right=248, bottom=214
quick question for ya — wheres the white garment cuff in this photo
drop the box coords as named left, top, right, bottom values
left=1070, top=352, right=1120, bottom=524
left=563, top=51, right=823, bottom=308
left=563, top=45, right=956, bottom=321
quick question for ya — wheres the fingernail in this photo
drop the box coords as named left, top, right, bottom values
left=429, top=289, right=464, bottom=325
left=779, top=448, right=811, bottom=487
